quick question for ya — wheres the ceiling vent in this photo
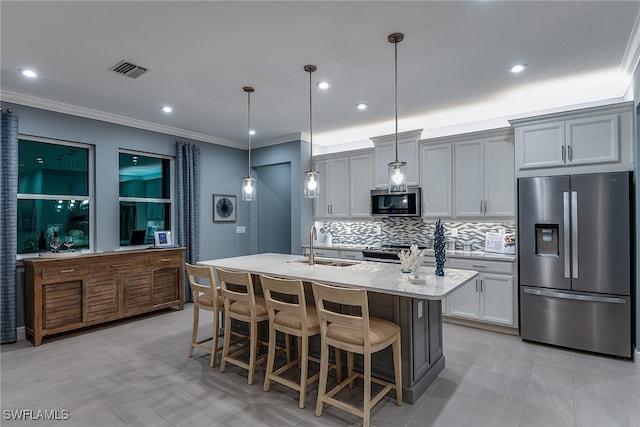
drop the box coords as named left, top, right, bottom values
left=109, top=60, right=149, bottom=79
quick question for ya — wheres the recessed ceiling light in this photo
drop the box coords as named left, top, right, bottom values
left=248, top=130, right=256, bottom=135
left=20, top=68, right=37, bottom=78
left=161, top=106, right=173, bottom=113
left=317, top=81, right=329, bottom=90
left=356, top=103, right=368, bottom=110
left=509, top=63, right=527, bottom=73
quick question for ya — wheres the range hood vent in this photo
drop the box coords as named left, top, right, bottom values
left=109, top=60, right=149, bottom=79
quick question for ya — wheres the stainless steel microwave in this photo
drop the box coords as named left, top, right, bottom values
left=370, top=187, right=422, bottom=217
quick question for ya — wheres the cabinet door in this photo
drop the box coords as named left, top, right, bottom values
left=484, top=137, right=515, bottom=217
left=314, top=159, right=331, bottom=218
left=479, top=273, right=514, bottom=325
left=83, top=274, right=120, bottom=323
left=123, top=269, right=153, bottom=314
left=329, top=157, right=349, bottom=218
left=421, top=143, right=452, bottom=218
left=374, top=138, right=419, bottom=188
left=349, top=152, right=373, bottom=217
left=152, top=268, right=180, bottom=306
left=42, top=281, right=83, bottom=330
left=454, top=139, right=484, bottom=217
left=447, top=279, right=480, bottom=320
left=515, top=122, right=566, bottom=169
left=566, top=114, right=619, bottom=165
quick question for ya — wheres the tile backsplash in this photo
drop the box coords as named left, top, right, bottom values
left=316, top=218, right=516, bottom=251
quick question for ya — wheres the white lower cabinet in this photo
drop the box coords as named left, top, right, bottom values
left=445, top=258, right=516, bottom=327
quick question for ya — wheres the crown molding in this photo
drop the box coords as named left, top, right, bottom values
left=252, top=132, right=306, bottom=149
left=0, top=90, right=245, bottom=149
left=622, top=9, right=640, bottom=79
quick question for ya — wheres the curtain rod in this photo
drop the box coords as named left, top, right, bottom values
left=0, top=107, right=13, bottom=113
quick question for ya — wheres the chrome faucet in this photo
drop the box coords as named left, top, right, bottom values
left=309, top=225, right=317, bottom=265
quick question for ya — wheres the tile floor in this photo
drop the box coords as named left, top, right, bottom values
left=1, top=305, right=638, bottom=426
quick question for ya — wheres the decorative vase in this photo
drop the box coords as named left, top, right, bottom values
left=434, top=219, right=446, bottom=276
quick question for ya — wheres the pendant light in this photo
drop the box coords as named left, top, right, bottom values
left=242, top=86, right=256, bottom=201
left=387, top=32, right=407, bottom=193
left=303, top=64, right=319, bottom=199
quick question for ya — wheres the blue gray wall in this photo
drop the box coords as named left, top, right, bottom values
left=251, top=140, right=314, bottom=255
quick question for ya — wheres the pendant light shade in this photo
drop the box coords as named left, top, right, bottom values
left=242, top=86, right=256, bottom=201
left=387, top=32, right=408, bottom=193
left=303, top=64, right=319, bottom=199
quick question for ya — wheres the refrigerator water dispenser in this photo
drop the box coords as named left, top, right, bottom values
left=535, top=224, right=559, bottom=256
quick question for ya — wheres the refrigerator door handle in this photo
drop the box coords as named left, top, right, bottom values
left=563, top=191, right=571, bottom=278
left=523, top=288, right=626, bottom=304
left=571, top=191, right=578, bottom=278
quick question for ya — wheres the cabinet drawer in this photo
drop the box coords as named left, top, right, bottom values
left=313, top=249, right=339, bottom=258
left=448, top=258, right=514, bottom=274
left=149, top=254, right=181, bottom=267
left=91, top=255, right=149, bottom=272
left=41, top=264, right=88, bottom=284
left=339, top=250, right=364, bottom=260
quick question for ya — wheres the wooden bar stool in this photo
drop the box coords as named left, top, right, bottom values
left=311, top=281, right=402, bottom=427
left=216, top=267, right=269, bottom=385
left=260, top=274, right=322, bottom=408
left=185, top=263, right=225, bottom=367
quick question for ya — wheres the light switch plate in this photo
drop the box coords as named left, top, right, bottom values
left=236, top=226, right=246, bottom=234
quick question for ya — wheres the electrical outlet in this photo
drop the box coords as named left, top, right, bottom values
left=346, top=226, right=352, bottom=234
left=376, top=225, right=382, bottom=235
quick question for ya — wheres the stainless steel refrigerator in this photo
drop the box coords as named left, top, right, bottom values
left=518, top=172, right=633, bottom=358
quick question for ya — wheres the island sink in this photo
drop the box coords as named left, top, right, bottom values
left=290, top=259, right=359, bottom=267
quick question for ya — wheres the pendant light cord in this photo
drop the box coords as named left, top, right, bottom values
left=394, top=36, right=398, bottom=163
left=304, top=65, right=317, bottom=165
left=243, top=86, right=254, bottom=179
left=247, top=89, right=251, bottom=177
left=308, top=67, right=313, bottom=159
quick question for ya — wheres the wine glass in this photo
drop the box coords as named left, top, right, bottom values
left=50, top=237, right=61, bottom=253
left=64, top=236, right=74, bottom=251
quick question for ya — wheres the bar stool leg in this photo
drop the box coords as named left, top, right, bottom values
left=393, top=338, right=403, bottom=405
left=210, top=310, right=219, bottom=367
left=363, top=353, right=372, bottom=427
left=315, top=340, right=329, bottom=416
left=189, top=303, right=198, bottom=358
left=263, top=324, right=277, bottom=391
left=220, top=311, right=231, bottom=373
left=299, top=335, right=309, bottom=409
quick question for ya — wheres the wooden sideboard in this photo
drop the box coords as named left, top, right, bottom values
left=24, top=247, right=185, bottom=345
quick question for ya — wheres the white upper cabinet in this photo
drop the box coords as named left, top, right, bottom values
left=349, top=152, right=374, bottom=217
left=511, top=102, right=633, bottom=177
left=372, top=129, right=422, bottom=188
left=454, top=139, right=485, bottom=217
left=314, top=157, right=348, bottom=218
left=421, top=143, right=452, bottom=218
left=314, top=149, right=372, bottom=219
left=452, top=130, right=515, bottom=218
left=421, top=128, right=515, bottom=220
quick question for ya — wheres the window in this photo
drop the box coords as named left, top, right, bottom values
left=17, top=136, right=93, bottom=254
left=119, top=151, right=172, bottom=246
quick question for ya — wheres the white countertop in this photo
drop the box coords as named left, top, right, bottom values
left=199, top=253, right=477, bottom=300
left=304, top=244, right=516, bottom=262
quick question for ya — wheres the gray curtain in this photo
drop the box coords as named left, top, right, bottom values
left=1, top=109, right=18, bottom=343
left=176, top=141, right=200, bottom=303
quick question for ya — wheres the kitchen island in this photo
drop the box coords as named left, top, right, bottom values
left=199, top=253, right=477, bottom=403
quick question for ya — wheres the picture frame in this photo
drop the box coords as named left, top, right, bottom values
left=213, top=194, right=236, bottom=222
left=154, top=230, right=173, bottom=247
